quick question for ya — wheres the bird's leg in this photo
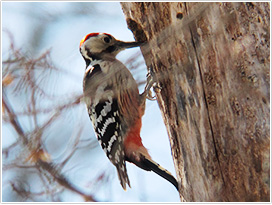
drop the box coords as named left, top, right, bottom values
left=139, top=67, right=162, bottom=116
left=140, top=67, right=161, bottom=101
left=142, top=71, right=155, bottom=101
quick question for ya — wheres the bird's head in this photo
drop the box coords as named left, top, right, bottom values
left=79, top=32, right=144, bottom=66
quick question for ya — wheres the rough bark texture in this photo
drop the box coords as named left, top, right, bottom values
left=121, top=2, right=270, bottom=202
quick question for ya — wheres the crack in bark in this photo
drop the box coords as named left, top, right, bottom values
left=184, top=2, right=226, bottom=186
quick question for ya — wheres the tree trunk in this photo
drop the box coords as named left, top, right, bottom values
left=121, top=2, right=270, bottom=202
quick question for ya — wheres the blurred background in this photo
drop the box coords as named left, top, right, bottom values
left=2, top=2, right=179, bottom=202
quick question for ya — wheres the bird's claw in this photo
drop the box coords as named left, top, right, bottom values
left=146, top=90, right=156, bottom=101
left=142, top=68, right=161, bottom=101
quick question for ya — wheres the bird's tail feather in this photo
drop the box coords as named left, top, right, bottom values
left=141, top=155, right=179, bottom=191
left=116, top=164, right=131, bottom=190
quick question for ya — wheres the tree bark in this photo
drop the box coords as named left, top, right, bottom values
left=121, top=2, right=270, bottom=202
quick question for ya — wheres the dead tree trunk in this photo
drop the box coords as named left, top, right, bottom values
left=121, top=2, right=270, bottom=202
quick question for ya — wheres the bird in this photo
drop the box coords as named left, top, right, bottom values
left=79, top=32, right=178, bottom=191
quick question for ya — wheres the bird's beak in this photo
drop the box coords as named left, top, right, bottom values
left=116, top=40, right=145, bottom=50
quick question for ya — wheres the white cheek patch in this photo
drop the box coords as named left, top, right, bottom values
left=86, top=38, right=105, bottom=53
left=81, top=46, right=93, bottom=61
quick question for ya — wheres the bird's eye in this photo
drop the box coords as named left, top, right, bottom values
left=103, top=37, right=111, bottom=43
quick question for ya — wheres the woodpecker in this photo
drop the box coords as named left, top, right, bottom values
left=79, top=32, right=178, bottom=191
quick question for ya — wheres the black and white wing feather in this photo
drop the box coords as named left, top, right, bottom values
left=83, top=63, right=130, bottom=190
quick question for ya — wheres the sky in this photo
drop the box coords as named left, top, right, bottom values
left=2, top=2, right=180, bottom=202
